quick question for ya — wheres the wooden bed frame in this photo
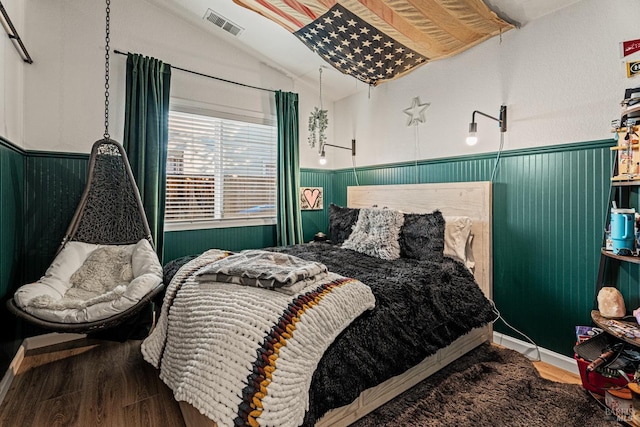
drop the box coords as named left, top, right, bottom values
left=178, top=181, right=493, bottom=427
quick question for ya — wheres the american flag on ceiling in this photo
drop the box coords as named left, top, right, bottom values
left=294, top=4, right=425, bottom=85
left=233, top=0, right=513, bottom=85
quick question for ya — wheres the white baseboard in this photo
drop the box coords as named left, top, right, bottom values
left=493, top=332, right=579, bottom=375
left=0, top=333, right=87, bottom=406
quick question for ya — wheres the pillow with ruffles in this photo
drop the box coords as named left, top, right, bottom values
left=342, top=207, right=404, bottom=260
left=399, top=210, right=445, bottom=262
left=329, top=204, right=360, bottom=244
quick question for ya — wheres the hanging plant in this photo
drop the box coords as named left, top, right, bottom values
left=308, top=107, right=328, bottom=151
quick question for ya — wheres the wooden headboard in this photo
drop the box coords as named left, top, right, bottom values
left=347, top=182, right=493, bottom=299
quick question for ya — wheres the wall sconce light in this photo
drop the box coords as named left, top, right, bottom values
left=466, top=105, right=507, bottom=146
left=0, top=2, right=33, bottom=64
left=319, top=139, right=356, bottom=165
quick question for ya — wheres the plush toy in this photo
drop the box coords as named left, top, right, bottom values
left=597, top=287, right=626, bottom=318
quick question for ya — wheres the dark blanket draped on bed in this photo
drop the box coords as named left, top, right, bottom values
left=163, top=242, right=495, bottom=426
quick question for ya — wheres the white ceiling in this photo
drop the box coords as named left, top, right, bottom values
left=146, top=0, right=584, bottom=101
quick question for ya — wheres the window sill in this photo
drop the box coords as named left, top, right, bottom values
left=164, top=217, right=276, bottom=232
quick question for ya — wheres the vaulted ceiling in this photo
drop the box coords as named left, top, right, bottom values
left=146, top=0, right=583, bottom=101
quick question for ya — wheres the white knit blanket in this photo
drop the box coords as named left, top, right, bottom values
left=141, top=249, right=375, bottom=427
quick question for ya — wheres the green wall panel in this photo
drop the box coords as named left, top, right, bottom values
left=163, top=225, right=277, bottom=263
left=326, top=140, right=616, bottom=357
left=0, top=138, right=629, bottom=363
left=300, top=169, right=334, bottom=243
left=0, top=138, right=25, bottom=373
left=0, top=139, right=24, bottom=299
left=23, top=152, right=89, bottom=283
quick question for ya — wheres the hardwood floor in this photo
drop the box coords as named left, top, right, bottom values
left=0, top=339, right=581, bottom=427
left=534, top=359, right=582, bottom=385
left=0, top=338, right=185, bottom=427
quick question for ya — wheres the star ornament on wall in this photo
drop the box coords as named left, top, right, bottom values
left=403, top=97, right=430, bottom=126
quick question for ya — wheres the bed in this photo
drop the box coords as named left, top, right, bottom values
left=146, top=182, right=494, bottom=427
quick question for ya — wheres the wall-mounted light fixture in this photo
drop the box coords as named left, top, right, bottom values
left=466, top=105, right=507, bottom=146
left=0, top=1, right=33, bottom=64
left=319, top=139, right=356, bottom=165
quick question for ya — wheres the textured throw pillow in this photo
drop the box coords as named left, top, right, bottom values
left=329, top=204, right=360, bottom=244
left=399, top=210, right=445, bottom=262
left=342, top=208, right=404, bottom=260
left=444, top=216, right=474, bottom=270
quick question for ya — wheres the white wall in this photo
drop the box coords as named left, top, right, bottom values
left=14, top=0, right=640, bottom=169
left=20, top=0, right=327, bottom=156
left=327, top=0, right=640, bottom=169
left=0, top=0, right=25, bottom=146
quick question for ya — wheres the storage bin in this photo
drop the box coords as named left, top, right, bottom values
left=575, top=354, right=631, bottom=396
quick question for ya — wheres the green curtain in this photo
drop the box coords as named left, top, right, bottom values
left=123, top=53, right=171, bottom=261
left=275, top=91, right=303, bottom=246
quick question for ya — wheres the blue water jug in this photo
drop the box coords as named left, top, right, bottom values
left=611, top=208, right=635, bottom=255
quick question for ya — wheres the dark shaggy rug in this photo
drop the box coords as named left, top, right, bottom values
left=351, top=344, right=618, bottom=427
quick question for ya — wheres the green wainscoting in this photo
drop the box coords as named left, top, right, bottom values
left=320, top=140, right=619, bottom=357
left=0, top=138, right=631, bottom=366
left=300, top=169, right=335, bottom=243
left=0, top=137, right=25, bottom=371
left=23, top=152, right=89, bottom=283
left=163, top=225, right=277, bottom=262
left=0, top=138, right=24, bottom=300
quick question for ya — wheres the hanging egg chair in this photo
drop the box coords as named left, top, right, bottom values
left=6, top=0, right=164, bottom=334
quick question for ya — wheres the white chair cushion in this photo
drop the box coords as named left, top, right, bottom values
left=14, top=239, right=163, bottom=323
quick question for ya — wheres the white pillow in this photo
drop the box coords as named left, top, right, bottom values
left=444, top=216, right=475, bottom=271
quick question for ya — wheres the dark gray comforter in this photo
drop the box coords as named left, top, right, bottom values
left=162, top=242, right=496, bottom=426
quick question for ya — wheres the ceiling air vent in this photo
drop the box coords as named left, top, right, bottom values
left=203, top=9, right=244, bottom=37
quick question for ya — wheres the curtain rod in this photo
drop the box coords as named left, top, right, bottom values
left=0, top=1, right=33, bottom=63
left=113, top=50, right=275, bottom=93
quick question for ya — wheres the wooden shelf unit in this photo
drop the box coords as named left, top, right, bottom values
left=601, top=248, right=640, bottom=265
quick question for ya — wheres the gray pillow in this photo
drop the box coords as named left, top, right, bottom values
left=342, top=208, right=404, bottom=260
left=329, top=204, right=360, bottom=244
left=399, top=210, right=445, bottom=262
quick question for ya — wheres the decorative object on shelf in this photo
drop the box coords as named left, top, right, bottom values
left=300, top=187, right=323, bottom=210
left=597, top=287, right=626, bottom=319
left=403, top=97, right=430, bottom=127
left=308, top=67, right=328, bottom=153
left=610, top=207, right=635, bottom=255
left=620, top=87, right=640, bottom=129
left=612, top=122, right=639, bottom=181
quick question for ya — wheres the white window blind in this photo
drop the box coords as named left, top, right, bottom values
left=165, top=109, right=277, bottom=228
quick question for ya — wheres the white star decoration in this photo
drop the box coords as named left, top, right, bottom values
left=403, top=97, right=430, bottom=126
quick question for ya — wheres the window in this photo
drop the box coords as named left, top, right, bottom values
left=165, top=106, right=277, bottom=230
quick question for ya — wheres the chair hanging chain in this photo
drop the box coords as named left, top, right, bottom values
left=103, top=0, right=111, bottom=140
